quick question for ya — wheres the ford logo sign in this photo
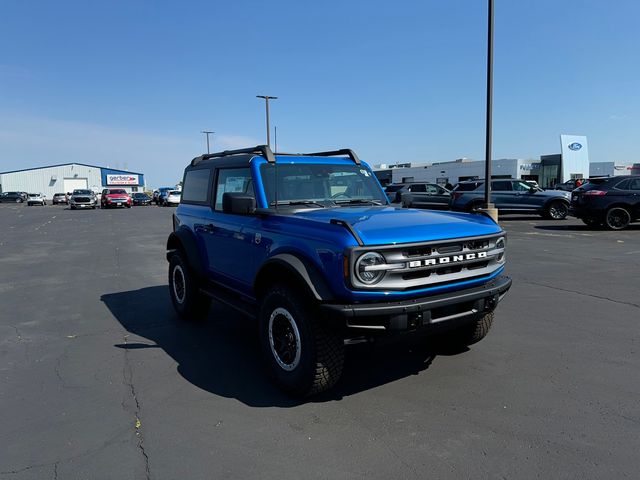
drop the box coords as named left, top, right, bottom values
left=568, top=142, right=582, bottom=151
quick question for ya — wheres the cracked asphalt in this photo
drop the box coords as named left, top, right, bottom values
left=0, top=204, right=638, bottom=479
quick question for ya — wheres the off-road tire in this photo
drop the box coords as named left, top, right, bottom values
left=168, top=251, right=211, bottom=321
left=544, top=200, right=569, bottom=220
left=605, top=207, right=631, bottom=230
left=444, top=311, right=494, bottom=347
left=259, top=285, right=344, bottom=397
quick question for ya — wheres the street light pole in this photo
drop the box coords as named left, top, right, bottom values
left=256, top=95, right=278, bottom=148
left=201, top=130, right=214, bottom=154
left=483, top=0, right=498, bottom=221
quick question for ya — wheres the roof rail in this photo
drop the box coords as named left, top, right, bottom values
left=303, top=149, right=361, bottom=165
left=191, top=145, right=276, bottom=166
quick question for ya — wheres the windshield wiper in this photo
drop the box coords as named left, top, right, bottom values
left=333, top=199, right=384, bottom=206
left=271, top=200, right=326, bottom=208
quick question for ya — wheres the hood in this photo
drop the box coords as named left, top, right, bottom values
left=293, top=206, right=502, bottom=245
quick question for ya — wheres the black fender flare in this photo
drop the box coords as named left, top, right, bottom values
left=254, top=254, right=335, bottom=302
left=166, top=228, right=206, bottom=279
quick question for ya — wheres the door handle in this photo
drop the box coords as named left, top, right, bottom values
left=196, top=223, right=216, bottom=233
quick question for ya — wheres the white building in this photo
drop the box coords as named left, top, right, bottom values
left=0, top=163, right=146, bottom=198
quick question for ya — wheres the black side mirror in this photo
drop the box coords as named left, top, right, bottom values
left=222, top=192, right=256, bottom=215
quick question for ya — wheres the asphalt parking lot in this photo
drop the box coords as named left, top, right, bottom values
left=1, top=204, right=638, bottom=479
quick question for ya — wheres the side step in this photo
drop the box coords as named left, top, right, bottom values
left=199, top=282, right=258, bottom=319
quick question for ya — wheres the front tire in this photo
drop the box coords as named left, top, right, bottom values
left=544, top=200, right=568, bottom=220
left=259, top=285, right=344, bottom=396
left=605, top=207, right=631, bottom=230
left=168, top=252, right=211, bottom=321
left=443, top=312, right=494, bottom=348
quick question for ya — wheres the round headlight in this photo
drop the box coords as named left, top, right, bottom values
left=355, top=252, right=386, bottom=285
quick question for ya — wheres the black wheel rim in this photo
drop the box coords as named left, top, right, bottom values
left=172, top=265, right=186, bottom=304
left=269, top=308, right=301, bottom=371
left=549, top=203, right=567, bottom=219
left=607, top=208, right=629, bottom=230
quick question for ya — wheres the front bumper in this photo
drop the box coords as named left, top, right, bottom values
left=322, top=275, right=512, bottom=331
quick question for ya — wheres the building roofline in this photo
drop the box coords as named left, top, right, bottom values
left=0, top=162, right=143, bottom=176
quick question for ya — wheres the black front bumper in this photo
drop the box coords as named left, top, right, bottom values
left=322, top=276, right=512, bottom=331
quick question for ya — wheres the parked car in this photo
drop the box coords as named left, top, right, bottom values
left=450, top=179, right=571, bottom=219
left=166, top=145, right=511, bottom=396
left=69, top=189, right=97, bottom=209
left=401, top=183, right=451, bottom=210
left=155, top=187, right=173, bottom=205
left=555, top=179, right=584, bottom=191
left=384, top=183, right=439, bottom=203
left=571, top=175, right=640, bottom=230
left=52, top=193, right=68, bottom=205
left=27, top=193, right=47, bottom=206
left=0, top=192, right=27, bottom=203
left=163, top=190, right=181, bottom=206
left=101, top=188, right=132, bottom=208
left=132, top=193, right=152, bottom=206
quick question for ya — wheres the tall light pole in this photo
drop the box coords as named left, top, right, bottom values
left=256, top=95, right=278, bottom=148
left=201, top=130, right=214, bottom=154
left=483, top=0, right=498, bottom=221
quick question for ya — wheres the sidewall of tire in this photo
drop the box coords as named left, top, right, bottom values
left=259, top=287, right=318, bottom=395
left=168, top=252, right=210, bottom=320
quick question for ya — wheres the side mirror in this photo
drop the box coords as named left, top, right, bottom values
left=222, top=192, right=256, bottom=215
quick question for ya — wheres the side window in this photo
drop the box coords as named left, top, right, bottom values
left=492, top=181, right=512, bottom=191
left=513, top=181, right=532, bottom=192
left=181, top=168, right=211, bottom=204
left=214, top=168, right=254, bottom=211
left=425, top=184, right=439, bottom=194
left=628, top=178, right=640, bottom=191
left=410, top=184, right=426, bottom=192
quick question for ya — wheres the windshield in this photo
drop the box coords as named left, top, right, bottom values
left=260, top=163, right=387, bottom=207
left=73, top=190, right=92, bottom=195
left=109, top=189, right=127, bottom=194
left=169, top=191, right=181, bottom=195
left=28, top=194, right=38, bottom=197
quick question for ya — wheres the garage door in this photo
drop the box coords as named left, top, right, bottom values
left=63, top=178, right=88, bottom=193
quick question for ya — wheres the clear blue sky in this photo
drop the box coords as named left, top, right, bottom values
left=1, top=0, right=638, bottom=187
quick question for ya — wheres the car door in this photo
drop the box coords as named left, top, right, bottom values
left=490, top=180, right=515, bottom=209
left=199, top=167, right=257, bottom=294
left=405, top=183, right=427, bottom=206
left=512, top=180, right=539, bottom=211
left=628, top=178, right=640, bottom=219
left=425, top=184, right=451, bottom=209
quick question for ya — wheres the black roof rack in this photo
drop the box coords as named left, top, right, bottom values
left=302, top=149, right=361, bottom=165
left=191, top=145, right=361, bottom=167
left=191, top=145, right=276, bottom=166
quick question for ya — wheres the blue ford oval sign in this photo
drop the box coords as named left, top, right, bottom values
left=568, top=142, right=582, bottom=151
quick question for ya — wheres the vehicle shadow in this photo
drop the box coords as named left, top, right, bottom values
left=101, top=286, right=456, bottom=407
left=534, top=224, right=640, bottom=232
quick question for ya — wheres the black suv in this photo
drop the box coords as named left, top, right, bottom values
left=571, top=176, right=640, bottom=229
left=0, top=192, right=27, bottom=203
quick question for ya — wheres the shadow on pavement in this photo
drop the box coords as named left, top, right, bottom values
left=101, top=286, right=454, bottom=407
left=534, top=223, right=640, bottom=232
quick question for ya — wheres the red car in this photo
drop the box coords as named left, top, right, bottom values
left=101, top=188, right=132, bottom=208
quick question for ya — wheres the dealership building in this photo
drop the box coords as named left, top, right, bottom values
left=0, top=163, right=145, bottom=197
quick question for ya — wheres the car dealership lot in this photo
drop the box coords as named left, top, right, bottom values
left=1, top=205, right=638, bottom=479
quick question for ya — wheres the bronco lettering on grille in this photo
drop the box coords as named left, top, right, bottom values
left=408, top=251, right=488, bottom=268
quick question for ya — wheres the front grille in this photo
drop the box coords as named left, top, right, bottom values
left=74, top=197, right=91, bottom=203
left=349, top=234, right=505, bottom=291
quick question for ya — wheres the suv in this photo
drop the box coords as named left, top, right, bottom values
left=0, top=192, right=27, bottom=203
left=571, top=175, right=640, bottom=230
left=27, top=193, right=47, bottom=206
left=400, top=183, right=451, bottom=210
left=166, top=146, right=511, bottom=396
left=52, top=193, right=68, bottom=205
left=450, top=179, right=571, bottom=219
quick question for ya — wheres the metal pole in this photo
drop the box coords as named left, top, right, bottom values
left=201, top=130, right=214, bottom=154
left=256, top=95, right=278, bottom=148
left=483, top=0, right=496, bottom=219
left=274, top=126, right=277, bottom=153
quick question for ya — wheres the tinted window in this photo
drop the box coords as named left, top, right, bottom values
left=215, top=168, right=253, bottom=211
left=492, top=181, right=512, bottom=191
left=628, top=178, right=640, bottom=191
left=384, top=185, right=404, bottom=192
left=182, top=169, right=211, bottom=203
left=409, top=184, right=426, bottom=192
left=453, top=182, right=483, bottom=192
left=613, top=179, right=630, bottom=190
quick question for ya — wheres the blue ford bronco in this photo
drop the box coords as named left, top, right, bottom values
left=166, top=146, right=511, bottom=396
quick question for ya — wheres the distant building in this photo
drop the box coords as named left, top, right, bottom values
left=0, top=163, right=145, bottom=197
